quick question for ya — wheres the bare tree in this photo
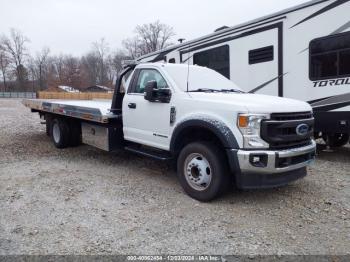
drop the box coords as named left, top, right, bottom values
left=106, top=55, right=115, bottom=85
left=102, top=50, right=129, bottom=86
left=63, top=55, right=82, bottom=88
left=0, top=28, right=30, bottom=89
left=122, top=37, right=142, bottom=59
left=123, top=21, right=175, bottom=58
left=52, top=55, right=65, bottom=83
left=111, top=50, right=129, bottom=73
left=136, top=20, right=175, bottom=53
left=0, top=48, right=10, bottom=91
left=92, top=38, right=109, bottom=85
left=27, top=56, right=37, bottom=92
left=0, top=27, right=174, bottom=92
left=45, top=57, right=60, bottom=89
left=81, top=51, right=100, bottom=86
left=35, top=47, right=50, bottom=90
left=48, top=55, right=83, bottom=89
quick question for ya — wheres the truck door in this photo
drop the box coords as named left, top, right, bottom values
left=123, top=68, right=172, bottom=150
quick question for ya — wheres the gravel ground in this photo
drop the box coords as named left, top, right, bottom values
left=0, top=98, right=349, bottom=255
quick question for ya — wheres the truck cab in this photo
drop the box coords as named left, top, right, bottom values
left=24, top=62, right=316, bottom=201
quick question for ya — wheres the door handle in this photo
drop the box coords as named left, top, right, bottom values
left=128, top=103, right=136, bottom=109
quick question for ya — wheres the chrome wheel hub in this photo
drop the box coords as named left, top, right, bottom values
left=52, top=123, right=60, bottom=144
left=184, top=153, right=212, bottom=191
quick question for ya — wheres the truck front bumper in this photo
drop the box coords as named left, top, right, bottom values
left=228, top=140, right=316, bottom=189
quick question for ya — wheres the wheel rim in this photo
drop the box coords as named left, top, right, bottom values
left=52, top=122, right=60, bottom=144
left=335, top=133, right=349, bottom=142
left=323, top=133, right=350, bottom=146
left=184, top=153, right=212, bottom=191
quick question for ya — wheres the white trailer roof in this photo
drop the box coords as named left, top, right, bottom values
left=138, top=0, right=330, bottom=61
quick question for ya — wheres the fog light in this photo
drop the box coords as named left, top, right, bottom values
left=249, top=154, right=268, bottom=168
left=253, top=156, right=260, bottom=163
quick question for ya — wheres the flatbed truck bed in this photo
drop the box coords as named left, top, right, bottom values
left=23, top=99, right=120, bottom=124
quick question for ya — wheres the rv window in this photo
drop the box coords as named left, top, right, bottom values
left=311, top=53, right=338, bottom=79
left=249, top=46, right=274, bottom=64
left=339, top=50, right=350, bottom=75
left=193, top=45, right=230, bottom=79
left=169, top=58, right=176, bottom=63
left=310, top=31, right=350, bottom=80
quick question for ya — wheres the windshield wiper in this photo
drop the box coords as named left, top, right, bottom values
left=220, top=89, right=245, bottom=93
left=188, top=88, right=220, bottom=93
left=189, top=88, right=244, bottom=93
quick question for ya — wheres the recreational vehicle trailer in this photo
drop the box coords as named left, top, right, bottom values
left=137, top=0, right=350, bottom=147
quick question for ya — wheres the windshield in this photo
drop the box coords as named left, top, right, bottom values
left=163, top=64, right=243, bottom=93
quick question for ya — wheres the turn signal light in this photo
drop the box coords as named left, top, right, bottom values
left=238, top=115, right=249, bottom=128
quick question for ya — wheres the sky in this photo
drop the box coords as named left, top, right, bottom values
left=0, top=0, right=307, bottom=56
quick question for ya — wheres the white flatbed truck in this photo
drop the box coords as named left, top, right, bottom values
left=23, top=62, right=316, bottom=201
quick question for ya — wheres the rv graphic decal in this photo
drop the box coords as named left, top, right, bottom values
left=249, top=73, right=288, bottom=94
left=313, top=78, right=350, bottom=87
left=330, top=20, right=350, bottom=35
left=299, top=20, right=350, bottom=54
left=291, top=0, right=350, bottom=28
left=310, top=92, right=350, bottom=112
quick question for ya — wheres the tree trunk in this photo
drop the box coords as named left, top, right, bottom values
left=39, top=65, right=42, bottom=90
left=2, top=74, right=7, bottom=92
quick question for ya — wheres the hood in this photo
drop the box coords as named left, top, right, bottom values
left=189, top=92, right=312, bottom=113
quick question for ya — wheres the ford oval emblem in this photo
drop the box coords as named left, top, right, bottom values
left=296, top=124, right=309, bottom=136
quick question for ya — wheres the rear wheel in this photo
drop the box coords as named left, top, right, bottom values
left=51, top=118, right=70, bottom=148
left=45, top=114, right=52, bottom=137
left=177, top=141, right=230, bottom=202
left=322, top=133, right=350, bottom=148
left=68, top=120, right=81, bottom=147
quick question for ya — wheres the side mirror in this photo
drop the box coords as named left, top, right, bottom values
left=144, top=81, right=158, bottom=102
left=156, top=88, right=171, bottom=103
left=144, top=81, right=171, bottom=103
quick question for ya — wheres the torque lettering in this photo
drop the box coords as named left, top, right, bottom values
left=313, top=78, right=350, bottom=87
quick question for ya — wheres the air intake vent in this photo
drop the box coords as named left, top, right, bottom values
left=249, top=46, right=274, bottom=65
left=270, top=111, right=313, bottom=121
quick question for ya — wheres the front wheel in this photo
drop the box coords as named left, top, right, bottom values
left=177, top=142, right=230, bottom=202
left=322, top=133, right=350, bottom=148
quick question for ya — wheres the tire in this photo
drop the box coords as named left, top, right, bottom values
left=51, top=118, right=70, bottom=149
left=177, top=141, right=230, bottom=202
left=45, top=114, right=52, bottom=137
left=69, top=120, right=81, bottom=147
left=322, top=133, right=350, bottom=148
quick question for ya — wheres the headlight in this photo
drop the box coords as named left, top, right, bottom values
left=237, top=113, right=269, bottom=149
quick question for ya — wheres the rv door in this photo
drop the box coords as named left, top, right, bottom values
left=230, top=27, right=281, bottom=97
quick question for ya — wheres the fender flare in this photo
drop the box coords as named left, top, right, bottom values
left=170, top=118, right=239, bottom=154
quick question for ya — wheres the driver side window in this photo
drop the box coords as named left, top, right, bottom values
left=134, top=69, right=168, bottom=94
